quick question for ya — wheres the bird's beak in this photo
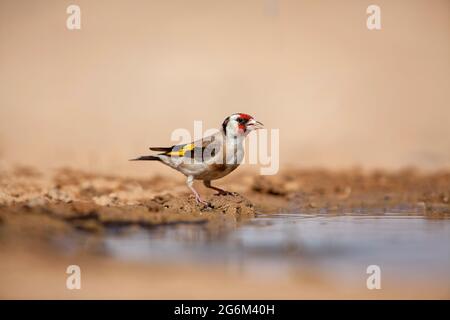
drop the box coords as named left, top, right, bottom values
left=250, top=119, right=264, bottom=130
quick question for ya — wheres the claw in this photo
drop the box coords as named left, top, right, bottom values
left=215, top=190, right=235, bottom=196
left=195, top=195, right=210, bottom=206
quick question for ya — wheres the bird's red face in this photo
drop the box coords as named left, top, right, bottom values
left=222, top=113, right=264, bottom=137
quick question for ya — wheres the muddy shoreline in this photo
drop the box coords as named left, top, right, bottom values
left=1, top=166, right=449, bottom=237
left=1, top=167, right=449, bottom=299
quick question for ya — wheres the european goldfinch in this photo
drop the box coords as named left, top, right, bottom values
left=131, top=113, right=264, bottom=205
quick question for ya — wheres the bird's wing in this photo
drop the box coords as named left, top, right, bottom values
left=150, top=133, right=220, bottom=160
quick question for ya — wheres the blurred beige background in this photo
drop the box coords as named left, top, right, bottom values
left=0, top=0, right=449, bottom=175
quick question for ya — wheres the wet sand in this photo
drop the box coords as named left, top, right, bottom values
left=0, top=166, right=449, bottom=299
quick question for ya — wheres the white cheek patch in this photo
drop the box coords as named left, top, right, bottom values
left=227, top=121, right=239, bottom=135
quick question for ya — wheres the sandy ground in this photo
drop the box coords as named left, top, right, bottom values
left=0, top=166, right=449, bottom=299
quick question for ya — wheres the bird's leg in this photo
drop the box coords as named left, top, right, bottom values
left=203, top=180, right=235, bottom=196
left=187, top=176, right=209, bottom=205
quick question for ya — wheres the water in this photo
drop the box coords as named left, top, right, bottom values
left=101, top=213, right=450, bottom=283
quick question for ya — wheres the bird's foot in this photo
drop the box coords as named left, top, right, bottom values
left=195, top=195, right=211, bottom=207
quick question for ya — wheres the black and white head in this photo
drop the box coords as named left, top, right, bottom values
left=222, top=113, right=264, bottom=137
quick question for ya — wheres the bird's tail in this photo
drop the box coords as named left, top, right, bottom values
left=129, top=155, right=161, bottom=161
left=149, top=147, right=172, bottom=152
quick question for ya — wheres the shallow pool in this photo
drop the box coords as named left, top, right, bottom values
left=100, top=213, right=450, bottom=284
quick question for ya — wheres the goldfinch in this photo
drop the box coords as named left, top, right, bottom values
left=131, top=113, right=264, bottom=205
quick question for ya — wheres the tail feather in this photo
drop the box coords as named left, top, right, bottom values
left=149, top=147, right=173, bottom=152
left=129, top=155, right=161, bottom=161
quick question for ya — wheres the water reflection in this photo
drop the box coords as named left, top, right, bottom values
left=102, top=213, right=450, bottom=282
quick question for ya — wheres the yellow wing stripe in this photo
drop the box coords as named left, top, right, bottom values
left=166, top=143, right=195, bottom=157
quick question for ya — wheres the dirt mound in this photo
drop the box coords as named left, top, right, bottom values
left=1, top=167, right=449, bottom=240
